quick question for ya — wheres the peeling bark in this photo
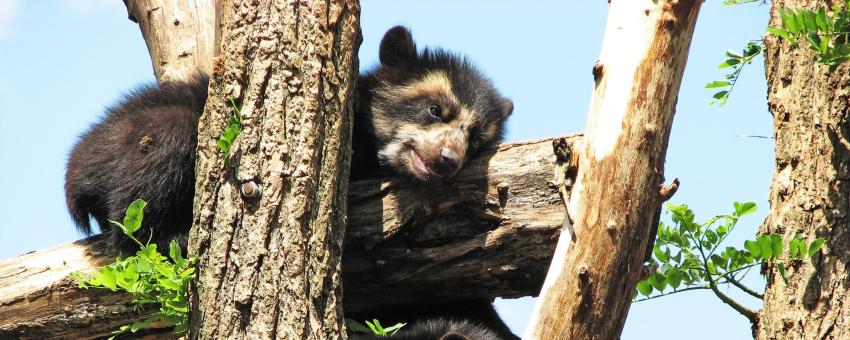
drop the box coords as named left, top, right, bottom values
left=525, top=1, right=702, bottom=338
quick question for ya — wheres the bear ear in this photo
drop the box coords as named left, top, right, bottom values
left=499, top=98, right=514, bottom=118
left=439, top=332, right=472, bottom=340
left=379, top=26, right=417, bottom=67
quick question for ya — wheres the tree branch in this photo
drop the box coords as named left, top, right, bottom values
left=722, top=275, right=764, bottom=300
left=709, top=280, right=758, bottom=323
left=0, top=136, right=576, bottom=338
left=526, top=1, right=704, bottom=338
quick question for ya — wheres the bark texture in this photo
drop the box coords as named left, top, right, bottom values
left=123, top=0, right=215, bottom=82
left=187, top=1, right=360, bottom=339
left=0, top=137, right=574, bottom=339
left=525, top=1, right=702, bottom=339
left=757, top=1, right=850, bottom=338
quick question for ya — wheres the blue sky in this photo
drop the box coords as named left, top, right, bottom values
left=0, top=1, right=773, bottom=339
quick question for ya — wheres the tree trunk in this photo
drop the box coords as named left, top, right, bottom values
left=525, top=1, right=702, bottom=339
left=0, top=136, right=575, bottom=339
left=123, top=0, right=215, bottom=82
left=186, top=0, right=360, bottom=338
left=757, top=1, right=850, bottom=338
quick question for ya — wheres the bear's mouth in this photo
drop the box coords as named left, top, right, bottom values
left=409, top=149, right=438, bottom=179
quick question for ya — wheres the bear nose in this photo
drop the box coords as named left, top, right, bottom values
left=435, top=147, right=461, bottom=176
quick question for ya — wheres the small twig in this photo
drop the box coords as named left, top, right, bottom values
left=633, top=286, right=710, bottom=302
left=722, top=275, right=764, bottom=299
left=723, top=263, right=760, bottom=277
left=659, top=178, right=680, bottom=201
left=734, top=134, right=773, bottom=139
left=552, top=138, right=576, bottom=240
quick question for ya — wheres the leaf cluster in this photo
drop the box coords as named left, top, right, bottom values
left=70, top=200, right=197, bottom=339
left=635, top=202, right=825, bottom=305
left=769, top=2, right=850, bottom=70
left=705, top=42, right=761, bottom=106
left=347, top=319, right=407, bottom=337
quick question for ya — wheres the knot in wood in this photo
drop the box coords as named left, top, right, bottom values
left=578, top=266, right=589, bottom=281
left=240, top=181, right=262, bottom=199
left=497, top=182, right=510, bottom=207
left=592, top=61, right=604, bottom=82
left=606, top=220, right=617, bottom=233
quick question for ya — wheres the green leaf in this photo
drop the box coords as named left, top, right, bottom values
left=767, top=27, right=792, bottom=42
left=651, top=271, right=667, bottom=292
left=383, top=322, right=407, bottom=336
left=169, top=240, right=183, bottom=262
left=759, top=235, right=774, bottom=259
left=705, top=80, right=731, bottom=88
left=130, top=320, right=151, bottom=333
left=720, top=58, right=741, bottom=68
left=771, top=234, right=784, bottom=258
left=711, top=254, right=727, bottom=270
left=123, top=199, right=147, bottom=234
left=808, top=238, right=826, bottom=257
left=666, top=268, right=683, bottom=289
left=803, top=10, right=818, bottom=33
left=653, top=245, right=669, bottom=263
left=347, top=319, right=372, bottom=333
left=795, top=10, right=807, bottom=34
left=789, top=239, right=801, bottom=259
left=216, top=139, right=231, bottom=153
left=705, top=230, right=718, bottom=245
left=733, top=201, right=757, bottom=216
left=100, top=266, right=117, bottom=289
left=637, top=280, right=653, bottom=296
left=783, top=9, right=799, bottom=34
left=716, top=223, right=729, bottom=238
left=816, top=8, right=829, bottom=32
left=707, top=262, right=718, bottom=275
left=745, top=240, right=761, bottom=258
left=806, top=33, right=823, bottom=53
left=713, top=90, right=730, bottom=100
left=777, top=262, right=789, bottom=284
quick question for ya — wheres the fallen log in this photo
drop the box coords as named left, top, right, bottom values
left=0, top=135, right=576, bottom=338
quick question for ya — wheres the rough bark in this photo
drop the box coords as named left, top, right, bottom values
left=525, top=1, right=702, bottom=339
left=0, top=136, right=573, bottom=339
left=757, top=1, right=850, bottom=339
left=185, top=0, right=361, bottom=339
left=123, top=0, right=215, bottom=82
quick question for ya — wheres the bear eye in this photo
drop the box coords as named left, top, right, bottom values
left=472, top=135, right=486, bottom=149
left=427, top=105, right=442, bottom=118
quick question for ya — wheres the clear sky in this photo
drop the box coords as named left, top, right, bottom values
left=0, top=1, right=773, bottom=339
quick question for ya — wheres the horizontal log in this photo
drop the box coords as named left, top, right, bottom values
left=0, top=135, right=577, bottom=338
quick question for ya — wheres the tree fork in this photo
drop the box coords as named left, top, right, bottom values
left=525, top=1, right=703, bottom=338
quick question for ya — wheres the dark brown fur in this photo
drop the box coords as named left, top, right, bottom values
left=65, top=75, right=208, bottom=251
